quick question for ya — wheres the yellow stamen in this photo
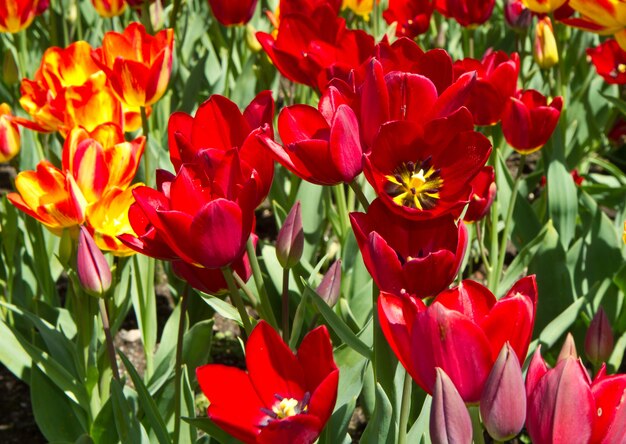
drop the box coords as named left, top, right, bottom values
left=272, top=398, right=300, bottom=419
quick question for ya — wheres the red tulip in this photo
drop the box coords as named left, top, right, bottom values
left=585, top=307, right=614, bottom=366
left=350, top=198, right=468, bottom=298
left=364, top=109, right=492, bottom=221
left=378, top=276, right=537, bottom=403
left=257, top=93, right=362, bottom=186
left=590, top=366, right=626, bottom=443
left=453, top=50, right=520, bottom=126
left=196, top=321, right=339, bottom=444
left=501, top=89, right=563, bottom=154
left=587, top=39, right=626, bottom=85
left=168, top=92, right=275, bottom=204
left=208, top=0, right=258, bottom=25
left=119, top=149, right=258, bottom=269
left=434, top=0, right=495, bottom=27
left=77, top=225, right=112, bottom=297
left=464, top=166, right=496, bottom=223
left=382, top=0, right=435, bottom=39
left=256, top=4, right=374, bottom=90
left=278, top=0, right=342, bottom=16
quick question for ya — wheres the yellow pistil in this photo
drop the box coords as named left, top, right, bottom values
left=619, top=63, right=626, bottom=74
left=384, top=159, right=443, bottom=210
left=272, top=398, right=300, bottom=419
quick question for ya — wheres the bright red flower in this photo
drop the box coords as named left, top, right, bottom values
left=168, top=92, right=275, bottom=203
left=378, top=276, right=537, bottom=403
left=350, top=198, right=468, bottom=298
left=527, top=343, right=626, bottom=444
left=92, top=22, right=174, bottom=107
left=587, top=39, right=626, bottom=84
left=382, top=0, right=435, bottom=39
left=435, top=0, right=495, bottom=27
left=256, top=4, right=374, bottom=90
left=501, top=89, right=563, bottom=154
left=196, top=321, right=339, bottom=444
left=464, top=166, right=496, bottom=223
left=364, top=109, right=492, bottom=220
left=453, top=50, right=520, bottom=126
left=257, top=90, right=362, bottom=186
left=119, top=150, right=258, bottom=269
left=208, top=0, right=258, bottom=26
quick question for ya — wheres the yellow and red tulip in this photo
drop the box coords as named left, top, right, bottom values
left=0, top=0, right=40, bottom=33
left=0, top=103, right=20, bottom=163
left=566, top=0, right=626, bottom=50
left=92, top=22, right=174, bottom=107
left=521, top=0, right=567, bottom=14
left=343, top=0, right=377, bottom=19
left=91, top=0, right=127, bottom=18
left=534, top=16, right=559, bottom=69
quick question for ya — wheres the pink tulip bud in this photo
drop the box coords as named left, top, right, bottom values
left=480, top=343, right=526, bottom=441
left=317, top=260, right=342, bottom=307
left=430, top=368, right=473, bottom=444
left=504, top=0, right=531, bottom=31
left=557, top=333, right=578, bottom=362
left=276, top=201, right=304, bottom=269
left=585, top=307, right=614, bottom=366
left=77, top=226, right=112, bottom=297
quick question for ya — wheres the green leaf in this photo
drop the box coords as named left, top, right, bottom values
left=547, top=159, right=578, bottom=249
left=91, top=397, right=120, bottom=444
left=407, top=395, right=432, bottom=443
left=110, top=380, right=150, bottom=444
left=179, top=366, right=197, bottom=444
left=118, top=352, right=171, bottom=444
left=199, top=293, right=242, bottom=326
left=30, top=365, right=88, bottom=442
left=131, top=255, right=157, bottom=377
left=183, top=417, right=242, bottom=444
left=360, top=383, right=394, bottom=444
left=0, top=319, right=31, bottom=380
left=306, top=283, right=372, bottom=360
left=183, top=320, right=214, bottom=384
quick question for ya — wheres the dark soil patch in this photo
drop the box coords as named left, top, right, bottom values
left=0, top=365, right=45, bottom=443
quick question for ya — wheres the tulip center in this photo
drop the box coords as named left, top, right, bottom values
left=384, top=158, right=443, bottom=210
left=261, top=393, right=310, bottom=422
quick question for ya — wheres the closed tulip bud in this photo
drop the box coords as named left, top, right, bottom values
left=2, top=50, right=18, bottom=85
left=317, top=260, right=342, bottom=307
left=557, top=332, right=578, bottom=362
left=480, top=343, right=526, bottom=441
left=534, top=17, right=559, bottom=69
left=77, top=226, right=112, bottom=297
left=57, top=228, right=74, bottom=267
left=585, top=307, right=614, bottom=366
left=504, top=0, right=531, bottom=31
left=430, top=368, right=473, bottom=444
left=276, top=201, right=304, bottom=269
left=245, top=24, right=262, bottom=52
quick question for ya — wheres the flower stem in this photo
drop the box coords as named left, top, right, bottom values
left=475, top=221, right=490, bottom=272
left=398, top=370, right=412, bottom=444
left=140, top=106, right=153, bottom=187
left=349, top=180, right=370, bottom=211
left=282, top=268, right=290, bottom=342
left=469, top=405, right=485, bottom=444
left=173, top=285, right=189, bottom=444
left=98, top=298, right=120, bottom=381
left=334, top=185, right=349, bottom=239
left=222, top=267, right=253, bottom=336
left=232, top=271, right=258, bottom=307
left=492, top=155, right=526, bottom=293
left=246, top=238, right=279, bottom=329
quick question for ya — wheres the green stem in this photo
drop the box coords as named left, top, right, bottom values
left=334, top=185, right=349, bottom=239
left=397, top=371, right=412, bottom=444
left=16, top=31, right=28, bottom=80
left=99, top=298, right=120, bottom=381
left=246, top=238, right=279, bottom=329
left=170, top=0, right=182, bottom=29
left=140, top=107, right=152, bottom=187
left=223, top=27, right=236, bottom=97
left=282, top=268, right=290, bottom=343
left=233, top=271, right=259, bottom=307
left=222, top=267, right=253, bottom=336
left=173, top=285, right=189, bottom=444
left=349, top=180, right=370, bottom=210
left=493, top=155, right=526, bottom=293
left=474, top=221, right=490, bottom=272
left=141, top=1, right=154, bottom=34
left=469, top=405, right=485, bottom=444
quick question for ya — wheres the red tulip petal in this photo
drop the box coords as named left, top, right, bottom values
left=306, top=369, right=339, bottom=427
left=360, top=59, right=389, bottom=147
left=329, top=104, right=362, bottom=182
left=435, top=280, right=496, bottom=323
left=278, top=105, right=330, bottom=144
left=192, top=95, right=249, bottom=150
left=297, top=326, right=337, bottom=390
left=168, top=111, right=194, bottom=170
left=257, top=414, right=322, bottom=444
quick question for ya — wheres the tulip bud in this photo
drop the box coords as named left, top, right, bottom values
left=557, top=332, right=578, bottom=362
left=534, top=17, right=559, bottom=69
left=585, top=307, right=614, bottom=366
left=245, top=24, right=262, bottom=52
left=317, top=260, right=342, bottom=307
left=504, top=0, right=531, bottom=31
left=430, top=368, right=473, bottom=444
left=57, top=228, right=74, bottom=267
left=77, top=226, right=112, bottom=297
left=2, top=50, right=18, bottom=85
left=0, top=104, right=20, bottom=163
left=480, top=343, right=526, bottom=441
left=276, top=201, right=304, bottom=269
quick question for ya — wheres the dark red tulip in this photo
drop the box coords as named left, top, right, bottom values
left=277, top=0, right=341, bottom=16
left=453, top=50, right=520, bottom=126
left=504, top=0, right=531, bottom=31
left=501, top=89, right=563, bottom=154
left=434, top=0, right=495, bottom=27
left=350, top=198, right=468, bottom=298
left=378, top=276, right=537, bottom=403
left=587, top=39, right=626, bottom=85
left=257, top=95, right=363, bottom=186
left=585, top=307, right=614, bottom=366
left=256, top=4, right=374, bottom=91
left=208, top=0, right=258, bottom=26
left=464, top=166, right=496, bottom=223
left=196, top=321, right=339, bottom=444
left=168, top=92, right=275, bottom=205
left=364, top=110, right=492, bottom=221
left=382, top=0, right=435, bottom=39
